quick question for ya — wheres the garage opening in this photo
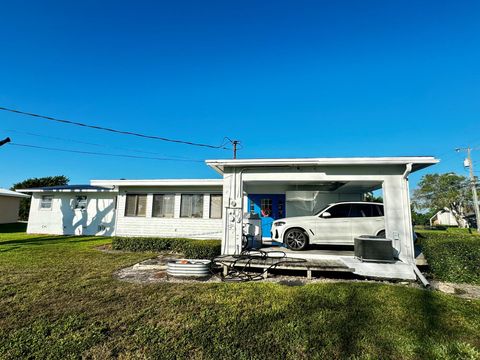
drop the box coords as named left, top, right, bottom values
left=243, top=180, right=384, bottom=258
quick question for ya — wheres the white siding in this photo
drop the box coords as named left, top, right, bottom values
left=115, top=191, right=222, bottom=239
left=26, top=193, right=116, bottom=236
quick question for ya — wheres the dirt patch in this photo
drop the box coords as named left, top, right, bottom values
left=114, top=255, right=425, bottom=289
left=114, top=254, right=221, bottom=284
left=431, top=280, right=480, bottom=300
left=95, top=244, right=125, bottom=254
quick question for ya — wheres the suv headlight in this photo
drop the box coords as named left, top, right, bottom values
left=274, top=221, right=286, bottom=227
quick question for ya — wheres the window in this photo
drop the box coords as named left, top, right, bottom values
left=375, top=204, right=384, bottom=216
left=181, top=194, right=203, bottom=218
left=210, top=194, right=222, bottom=219
left=75, top=196, right=87, bottom=209
left=125, top=194, right=147, bottom=217
left=326, top=204, right=351, bottom=218
left=152, top=194, right=175, bottom=218
left=260, top=198, right=272, bottom=217
left=40, top=195, right=53, bottom=209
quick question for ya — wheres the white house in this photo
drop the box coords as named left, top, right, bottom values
left=429, top=208, right=466, bottom=227
left=18, top=156, right=438, bottom=280
left=0, top=189, right=30, bottom=224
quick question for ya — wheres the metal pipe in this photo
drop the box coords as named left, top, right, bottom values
left=412, top=264, right=430, bottom=288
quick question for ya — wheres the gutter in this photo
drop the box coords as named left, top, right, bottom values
left=402, top=163, right=413, bottom=179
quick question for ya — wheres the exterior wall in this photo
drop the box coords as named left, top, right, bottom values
left=431, top=211, right=460, bottom=226
left=286, top=191, right=362, bottom=217
left=242, top=183, right=363, bottom=217
left=0, top=196, right=21, bottom=224
left=114, top=186, right=223, bottom=239
left=26, top=192, right=116, bottom=236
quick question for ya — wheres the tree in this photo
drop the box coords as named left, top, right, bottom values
left=364, top=192, right=383, bottom=203
left=411, top=207, right=436, bottom=226
left=412, top=173, right=471, bottom=227
left=11, top=176, right=69, bottom=220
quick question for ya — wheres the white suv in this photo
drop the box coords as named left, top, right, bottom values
left=271, top=202, right=385, bottom=250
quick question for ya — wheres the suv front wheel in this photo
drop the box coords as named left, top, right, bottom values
left=284, top=228, right=309, bottom=251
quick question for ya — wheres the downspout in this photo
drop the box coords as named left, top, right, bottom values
left=413, top=264, right=430, bottom=288
left=403, top=163, right=430, bottom=287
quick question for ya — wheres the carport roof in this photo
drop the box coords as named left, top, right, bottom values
left=205, top=156, right=439, bottom=174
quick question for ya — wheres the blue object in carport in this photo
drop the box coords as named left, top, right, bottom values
left=247, top=194, right=286, bottom=239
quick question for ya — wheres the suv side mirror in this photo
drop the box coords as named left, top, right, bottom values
left=321, top=212, right=331, bottom=218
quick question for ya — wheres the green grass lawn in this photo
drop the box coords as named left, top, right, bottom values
left=1, top=224, right=480, bottom=359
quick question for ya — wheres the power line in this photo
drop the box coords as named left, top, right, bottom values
left=4, top=129, right=196, bottom=160
left=0, top=106, right=231, bottom=150
left=7, top=142, right=205, bottom=163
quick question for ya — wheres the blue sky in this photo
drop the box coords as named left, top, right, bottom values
left=1, top=0, right=479, bottom=189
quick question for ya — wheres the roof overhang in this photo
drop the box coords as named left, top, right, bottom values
left=16, top=185, right=117, bottom=193
left=205, top=157, right=439, bottom=175
left=0, top=189, right=30, bottom=198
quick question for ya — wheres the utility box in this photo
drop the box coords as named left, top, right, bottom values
left=242, top=212, right=262, bottom=249
left=354, top=235, right=395, bottom=263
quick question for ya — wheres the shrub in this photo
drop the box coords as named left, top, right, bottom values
left=181, top=240, right=222, bottom=259
left=111, top=237, right=221, bottom=259
left=417, top=230, right=480, bottom=285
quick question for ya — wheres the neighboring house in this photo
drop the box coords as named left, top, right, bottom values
left=429, top=208, right=467, bottom=227
left=18, top=156, right=439, bottom=281
left=0, top=189, right=30, bottom=224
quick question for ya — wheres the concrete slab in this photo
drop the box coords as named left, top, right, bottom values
left=341, top=257, right=416, bottom=281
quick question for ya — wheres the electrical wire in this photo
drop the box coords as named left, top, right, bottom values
left=7, top=142, right=204, bottom=163
left=0, top=106, right=231, bottom=150
left=4, top=129, right=196, bottom=160
left=213, top=249, right=307, bottom=282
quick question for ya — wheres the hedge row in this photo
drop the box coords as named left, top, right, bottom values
left=111, top=237, right=221, bottom=259
left=417, top=230, right=480, bottom=285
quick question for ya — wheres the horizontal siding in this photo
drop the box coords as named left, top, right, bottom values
left=115, top=192, right=222, bottom=239
left=115, top=217, right=222, bottom=239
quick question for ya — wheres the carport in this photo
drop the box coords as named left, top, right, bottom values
left=206, top=157, right=438, bottom=280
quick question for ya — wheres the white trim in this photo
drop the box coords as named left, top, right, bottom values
left=205, top=157, right=439, bottom=174
left=16, top=188, right=117, bottom=193
left=0, top=189, right=30, bottom=198
left=90, top=179, right=223, bottom=187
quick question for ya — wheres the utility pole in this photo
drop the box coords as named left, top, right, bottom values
left=232, top=140, right=239, bottom=159
left=456, top=147, right=480, bottom=232
left=0, top=137, right=11, bottom=147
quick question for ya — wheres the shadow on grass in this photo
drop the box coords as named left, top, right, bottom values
left=0, top=235, right=107, bottom=246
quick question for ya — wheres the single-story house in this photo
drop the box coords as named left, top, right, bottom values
left=18, top=156, right=439, bottom=280
left=429, top=208, right=466, bottom=227
left=0, top=188, right=30, bottom=224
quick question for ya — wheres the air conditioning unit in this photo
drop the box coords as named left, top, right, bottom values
left=354, top=235, right=394, bottom=263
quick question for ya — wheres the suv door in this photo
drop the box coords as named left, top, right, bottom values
left=349, top=204, right=385, bottom=240
left=315, top=204, right=352, bottom=244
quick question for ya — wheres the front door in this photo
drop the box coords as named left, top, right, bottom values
left=248, top=194, right=286, bottom=239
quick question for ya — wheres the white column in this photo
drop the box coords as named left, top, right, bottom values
left=203, top=193, right=210, bottom=219
left=174, top=193, right=181, bottom=218
left=383, top=176, right=415, bottom=263
left=146, top=194, right=153, bottom=218
left=222, top=167, right=243, bottom=255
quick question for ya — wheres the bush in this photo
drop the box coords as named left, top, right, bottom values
left=111, top=237, right=221, bottom=259
left=417, top=230, right=480, bottom=285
